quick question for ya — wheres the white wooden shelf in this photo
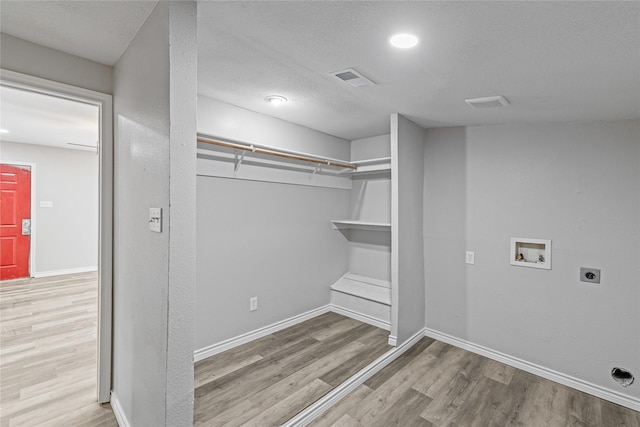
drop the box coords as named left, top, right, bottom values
left=350, top=157, right=391, bottom=176
left=330, top=220, right=391, bottom=231
left=330, top=273, right=391, bottom=306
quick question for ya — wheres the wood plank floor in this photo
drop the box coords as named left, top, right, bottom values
left=194, top=312, right=391, bottom=426
left=310, top=337, right=640, bottom=427
left=5, top=275, right=637, bottom=427
left=0, top=273, right=117, bottom=427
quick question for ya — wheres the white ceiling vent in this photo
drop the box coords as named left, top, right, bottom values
left=331, top=68, right=376, bottom=88
left=465, top=95, right=510, bottom=109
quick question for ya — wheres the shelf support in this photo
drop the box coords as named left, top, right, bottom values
left=234, top=150, right=245, bottom=175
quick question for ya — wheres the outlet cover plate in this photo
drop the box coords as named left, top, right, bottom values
left=580, top=267, right=601, bottom=284
left=466, top=251, right=475, bottom=265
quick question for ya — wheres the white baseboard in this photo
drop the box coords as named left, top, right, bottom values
left=283, top=327, right=426, bottom=427
left=194, top=305, right=331, bottom=362
left=387, top=335, right=397, bottom=346
left=423, top=327, right=640, bottom=412
left=33, top=266, right=97, bottom=278
left=110, top=391, right=130, bottom=427
left=329, top=304, right=390, bottom=331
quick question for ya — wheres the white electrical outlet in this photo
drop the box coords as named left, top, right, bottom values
left=249, top=297, right=258, bottom=312
left=149, top=208, right=162, bottom=232
left=466, top=251, right=475, bottom=265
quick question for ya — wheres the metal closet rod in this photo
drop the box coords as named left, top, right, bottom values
left=196, top=136, right=357, bottom=171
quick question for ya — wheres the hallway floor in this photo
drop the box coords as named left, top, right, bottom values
left=0, top=272, right=116, bottom=427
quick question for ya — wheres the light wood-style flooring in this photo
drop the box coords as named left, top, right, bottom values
left=194, top=312, right=391, bottom=426
left=0, top=273, right=117, bottom=427
left=310, top=337, right=640, bottom=427
left=4, top=275, right=638, bottom=427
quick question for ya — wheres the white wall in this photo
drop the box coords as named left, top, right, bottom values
left=347, top=134, right=392, bottom=282
left=1, top=142, right=98, bottom=276
left=195, top=96, right=350, bottom=348
left=424, top=120, right=640, bottom=406
left=391, top=114, right=426, bottom=345
left=112, top=2, right=196, bottom=426
left=0, top=33, right=112, bottom=94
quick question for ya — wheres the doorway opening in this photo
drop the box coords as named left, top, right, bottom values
left=0, top=69, right=113, bottom=409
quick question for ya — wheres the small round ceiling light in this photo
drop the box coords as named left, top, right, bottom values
left=265, top=95, right=287, bottom=106
left=389, top=33, right=419, bottom=49
left=0, top=129, right=9, bottom=133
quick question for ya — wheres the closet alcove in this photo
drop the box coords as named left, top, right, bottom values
left=195, top=96, right=425, bottom=419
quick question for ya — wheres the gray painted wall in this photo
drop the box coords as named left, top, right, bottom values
left=391, top=114, right=426, bottom=344
left=0, top=33, right=113, bottom=94
left=196, top=177, right=349, bottom=347
left=195, top=97, right=350, bottom=349
left=347, top=134, right=392, bottom=282
left=112, top=2, right=196, bottom=425
left=424, top=120, right=640, bottom=402
left=1, top=141, right=98, bottom=275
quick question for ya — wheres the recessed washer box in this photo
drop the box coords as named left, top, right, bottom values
left=510, top=237, right=551, bottom=270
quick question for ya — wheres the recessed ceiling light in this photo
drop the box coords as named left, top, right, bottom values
left=265, top=95, right=287, bottom=106
left=389, top=33, right=419, bottom=49
left=0, top=129, right=9, bottom=133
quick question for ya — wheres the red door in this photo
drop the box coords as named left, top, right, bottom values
left=0, top=164, right=31, bottom=280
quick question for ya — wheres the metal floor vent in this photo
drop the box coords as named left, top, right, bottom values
left=331, top=68, right=376, bottom=87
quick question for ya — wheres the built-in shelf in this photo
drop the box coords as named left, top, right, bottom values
left=330, top=273, right=391, bottom=306
left=350, top=157, right=392, bottom=176
left=330, top=220, right=391, bottom=231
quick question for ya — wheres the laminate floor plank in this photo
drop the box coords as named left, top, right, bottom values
left=194, top=312, right=391, bottom=426
left=0, top=273, right=117, bottom=427
left=370, top=387, right=433, bottom=427
left=313, top=338, right=640, bottom=427
left=307, top=385, right=373, bottom=427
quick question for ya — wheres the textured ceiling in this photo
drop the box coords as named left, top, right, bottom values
left=0, top=86, right=99, bottom=151
left=0, top=1, right=157, bottom=66
left=1, top=1, right=639, bottom=141
left=198, top=1, right=640, bottom=140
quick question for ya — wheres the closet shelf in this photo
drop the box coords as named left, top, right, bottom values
left=330, top=273, right=391, bottom=306
left=330, top=220, right=391, bottom=231
left=348, top=157, right=392, bottom=176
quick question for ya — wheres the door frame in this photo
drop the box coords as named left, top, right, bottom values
left=0, top=161, right=37, bottom=278
left=0, top=69, right=113, bottom=403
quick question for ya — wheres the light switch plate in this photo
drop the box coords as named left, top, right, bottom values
left=40, top=201, right=53, bottom=208
left=466, top=251, right=475, bottom=265
left=149, top=208, right=162, bottom=233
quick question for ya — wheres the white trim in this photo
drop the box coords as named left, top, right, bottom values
left=1, top=68, right=114, bottom=404
left=387, top=335, right=397, bottom=346
left=194, top=305, right=331, bottom=362
left=329, top=304, right=390, bottom=331
left=33, top=266, right=97, bottom=278
left=0, top=160, right=37, bottom=277
left=109, top=391, right=130, bottom=427
left=283, top=327, right=426, bottom=427
left=423, top=327, right=640, bottom=412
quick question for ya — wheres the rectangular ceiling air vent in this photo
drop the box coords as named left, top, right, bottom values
left=331, top=68, right=376, bottom=88
left=465, top=95, right=510, bottom=109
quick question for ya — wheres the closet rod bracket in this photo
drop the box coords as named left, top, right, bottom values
left=234, top=150, right=246, bottom=174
